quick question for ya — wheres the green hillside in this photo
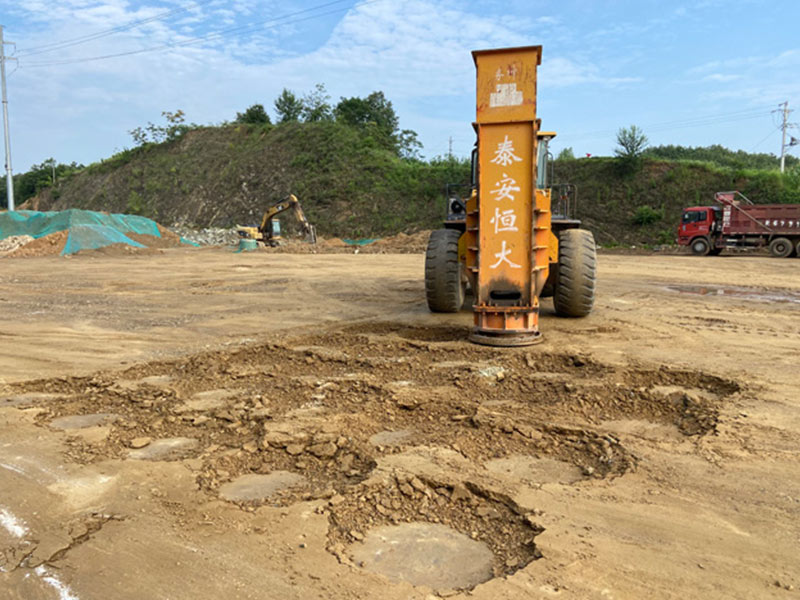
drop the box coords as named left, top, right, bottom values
left=553, top=157, right=800, bottom=246
left=9, top=120, right=800, bottom=246
left=24, top=121, right=469, bottom=238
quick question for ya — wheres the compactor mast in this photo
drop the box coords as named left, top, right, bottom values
left=424, top=45, right=597, bottom=346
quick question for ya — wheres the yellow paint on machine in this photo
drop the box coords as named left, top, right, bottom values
left=470, top=45, right=545, bottom=345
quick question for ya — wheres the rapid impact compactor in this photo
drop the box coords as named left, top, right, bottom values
left=425, top=45, right=596, bottom=346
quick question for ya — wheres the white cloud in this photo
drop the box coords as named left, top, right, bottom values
left=703, top=73, right=741, bottom=82
left=3, top=0, right=785, bottom=170
left=540, top=57, right=641, bottom=88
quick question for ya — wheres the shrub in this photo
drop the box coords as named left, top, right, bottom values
left=632, top=205, right=664, bottom=225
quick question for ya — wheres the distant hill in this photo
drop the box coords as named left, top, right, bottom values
left=15, top=122, right=800, bottom=246
left=644, top=144, right=799, bottom=171
left=25, top=122, right=469, bottom=238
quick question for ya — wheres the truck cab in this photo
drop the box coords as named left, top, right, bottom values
left=677, top=206, right=722, bottom=255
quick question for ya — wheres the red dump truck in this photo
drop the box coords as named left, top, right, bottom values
left=677, top=191, right=800, bottom=257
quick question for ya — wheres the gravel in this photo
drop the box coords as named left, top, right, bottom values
left=169, top=225, right=239, bottom=247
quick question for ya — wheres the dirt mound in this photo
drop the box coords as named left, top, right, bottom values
left=5, top=226, right=185, bottom=258
left=7, top=231, right=69, bottom=257
left=265, top=230, right=431, bottom=255
left=0, top=234, right=34, bottom=255
left=367, top=230, right=430, bottom=253
left=318, top=237, right=348, bottom=249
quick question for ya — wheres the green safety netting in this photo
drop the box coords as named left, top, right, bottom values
left=341, top=238, right=380, bottom=246
left=0, top=209, right=183, bottom=255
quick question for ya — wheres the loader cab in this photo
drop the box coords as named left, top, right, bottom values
left=536, top=131, right=556, bottom=189
left=536, top=132, right=579, bottom=225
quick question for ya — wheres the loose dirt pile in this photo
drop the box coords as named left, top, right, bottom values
left=270, top=230, right=431, bottom=254
left=7, top=230, right=69, bottom=257
left=3, top=226, right=185, bottom=258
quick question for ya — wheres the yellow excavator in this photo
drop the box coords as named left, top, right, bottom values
left=237, top=194, right=317, bottom=247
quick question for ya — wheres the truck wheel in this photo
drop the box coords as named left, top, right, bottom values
left=553, top=228, right=596, bottom=318
left=690, top=237, right=711, bottom=256
left=796, top=240, right=800, bottom=258
left=425, top=229, right=465, bottom=312
left=769, top=237, right=794, bottom=258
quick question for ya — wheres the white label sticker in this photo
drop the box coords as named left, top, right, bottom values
left=490, top=83, right=523, bottom=107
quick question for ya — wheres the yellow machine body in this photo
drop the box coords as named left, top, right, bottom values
left=469, top=45, right=549, bottom=346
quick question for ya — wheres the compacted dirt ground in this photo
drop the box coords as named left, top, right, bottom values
left=1, top=247, right=798, bottom=599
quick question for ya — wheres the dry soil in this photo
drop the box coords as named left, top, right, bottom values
left=0, top=248, right=798, bottom=599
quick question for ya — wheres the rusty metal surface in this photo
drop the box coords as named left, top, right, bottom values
left=468, top=328, right=544, bottom=347
left=473, top=46, right=541, bottom=124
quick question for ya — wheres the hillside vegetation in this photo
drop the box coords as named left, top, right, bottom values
left=553, top=156, right=800, bottom=246
left=8, top=116, right=800, bottom=246
left=24, top=121, right=469, bottom=238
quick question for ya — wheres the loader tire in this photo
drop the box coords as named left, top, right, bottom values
left=553, top=228, right=596, bottom=318
left=769, top=237, right=794, bottom=258
left=425, top=229, right=465, bottom=313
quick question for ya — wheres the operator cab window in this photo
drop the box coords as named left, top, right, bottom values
left=682, top=211, right=706, bottom=224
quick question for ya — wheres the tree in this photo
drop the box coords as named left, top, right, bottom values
left=335, top=92, right=398, bottom=133
left=397, top=129, right=422, bottom=160
left=615, top=125, right=648, bottom=159
left=274, top=89, right=303, bottom=124
left=129, top=109, right=190, bottom=145
left=644, top=143, right=800, bottom=171
left=557, top=147, right=575, bottom=161
left=334, top=91, right=401, bottom=151
left=236, top=103, right=271, bottom=125
left=0, top=159, right=83, bottom=207
left=301, top=84, right=332, bottom=122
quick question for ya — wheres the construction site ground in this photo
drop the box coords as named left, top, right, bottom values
left=1, top=247, right=798, bottom=599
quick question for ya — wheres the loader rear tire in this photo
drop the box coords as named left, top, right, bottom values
left=425, top=229, right=465, bottom=313
left=769, top=237, right=794, bottom=258
left=553, top=228, right=596, bottom=318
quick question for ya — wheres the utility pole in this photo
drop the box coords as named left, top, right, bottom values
left=779, top=101, right=793, bottom=174
left=0, top=25, right=15, bottom=211
left=448, top=136, right=453, bottom=159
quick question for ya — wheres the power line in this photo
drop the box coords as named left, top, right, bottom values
left=21, top=0, right=374, bottom=68
left=750, top=124, right=782, bottom=152
left=558, top=107, right=774, bottom=142
left=15, top=0, right=215, bottom=58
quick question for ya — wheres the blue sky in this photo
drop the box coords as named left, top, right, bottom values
left=1, top=0, right=798, bottom=172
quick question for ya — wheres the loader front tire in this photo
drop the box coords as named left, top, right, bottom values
left=553, top=228, right=596, bottom=318
left=425, top=229, right=465, bottom=313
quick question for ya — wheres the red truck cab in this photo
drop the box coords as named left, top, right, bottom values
left=677, top=206, right=722, bottom=255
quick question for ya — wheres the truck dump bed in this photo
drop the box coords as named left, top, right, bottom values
left=716, top=192, right=800, bottom=236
